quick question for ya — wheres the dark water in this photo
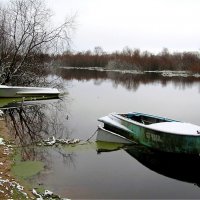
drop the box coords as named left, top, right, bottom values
left=6, top=69, right=200, bottom=199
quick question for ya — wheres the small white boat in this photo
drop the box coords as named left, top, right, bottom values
left=0, top=85, right=60, bottom=98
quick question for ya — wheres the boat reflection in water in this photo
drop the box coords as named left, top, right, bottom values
left=125, top=145, right=200, bottom=187
left=97, top=141, right=200, bottom=187
left=0, top=97, right=60, bottom=110
left=96, top=141, right=125, bottom=154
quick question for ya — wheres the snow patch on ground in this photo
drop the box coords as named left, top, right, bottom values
left=60, top=67, right=200, bottom=77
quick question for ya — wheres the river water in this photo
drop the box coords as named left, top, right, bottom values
left=6, top=69, right=200, bottom=199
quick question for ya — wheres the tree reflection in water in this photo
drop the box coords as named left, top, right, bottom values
left=57, top=68, right=200, bottom=92
left=3, top=98, right=76, bottom=169
left=5, top=106, right=46, bottom=146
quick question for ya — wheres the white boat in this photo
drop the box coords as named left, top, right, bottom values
left=0, top=85, right=60, bottom=98
left=97, top=125, right=134, bottom=144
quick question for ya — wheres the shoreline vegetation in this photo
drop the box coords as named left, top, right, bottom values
left=52, top=47, right=200, bottom=73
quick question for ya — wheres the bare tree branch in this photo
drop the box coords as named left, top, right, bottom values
left=0, top=0, right=75, bottom=85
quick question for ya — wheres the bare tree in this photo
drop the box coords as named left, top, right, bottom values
left=93, top=46, right=104, bottom=56
left=0, top=0, right=75, bottom=85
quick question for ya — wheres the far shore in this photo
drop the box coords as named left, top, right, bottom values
left=59, top=66, right=200, bottom=78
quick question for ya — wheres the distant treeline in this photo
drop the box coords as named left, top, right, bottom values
left=52, top=47, right=200, bottom=72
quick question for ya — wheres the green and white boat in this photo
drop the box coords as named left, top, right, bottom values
left=98, top=112, right=200, bottom=154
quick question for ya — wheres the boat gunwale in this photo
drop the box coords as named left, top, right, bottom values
left=110, top=113, right=200, bottom=137
left=98, top=116, right=133, bottom=134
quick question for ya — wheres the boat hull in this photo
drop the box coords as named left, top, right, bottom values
left=99, top=114, right=200, bottom=154
left=0, top=86, right=60, bottom=98
left=96, top=125, right=134, bottom=144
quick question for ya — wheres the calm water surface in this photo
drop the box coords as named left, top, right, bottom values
left=11, top=69, right=200, bottom=198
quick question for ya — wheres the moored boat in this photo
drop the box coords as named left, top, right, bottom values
left=97, top=125, right=134, bottom=144
left=98, top=112, right=200, bottom=154
left=0, top=85, right=60, bottom=98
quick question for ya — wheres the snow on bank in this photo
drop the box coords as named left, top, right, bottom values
left=60, top=67, right=200, bottom=78
left=0, top=138, right=4, bottom=145
left=60, top=66, right=144, bottom=74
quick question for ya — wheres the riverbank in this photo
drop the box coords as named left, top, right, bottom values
left=0, top=116, right=72, bottom=200
left=0, top=119, right=33, bottom=199
left=59, top=66, right=200, bottom=78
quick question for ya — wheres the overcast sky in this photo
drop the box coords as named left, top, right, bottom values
left=3, top=0, right=200, bottom=53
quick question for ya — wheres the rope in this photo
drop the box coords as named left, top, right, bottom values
left=86, top=129, right=98, bottom=142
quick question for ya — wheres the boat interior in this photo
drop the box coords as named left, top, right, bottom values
left=120, top=113, right=175, bottom=125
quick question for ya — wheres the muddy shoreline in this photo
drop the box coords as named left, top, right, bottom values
left=0, top=119, right=34, bottom=199
left=0, top=116, right=72, bottom=200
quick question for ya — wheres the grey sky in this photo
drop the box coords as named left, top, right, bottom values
left=2, top=0, right=200, bottom=53
left=47, top=0, right=200, bottom=53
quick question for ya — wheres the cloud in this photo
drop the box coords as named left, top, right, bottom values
left=48, top=0, right=200, bottom=53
